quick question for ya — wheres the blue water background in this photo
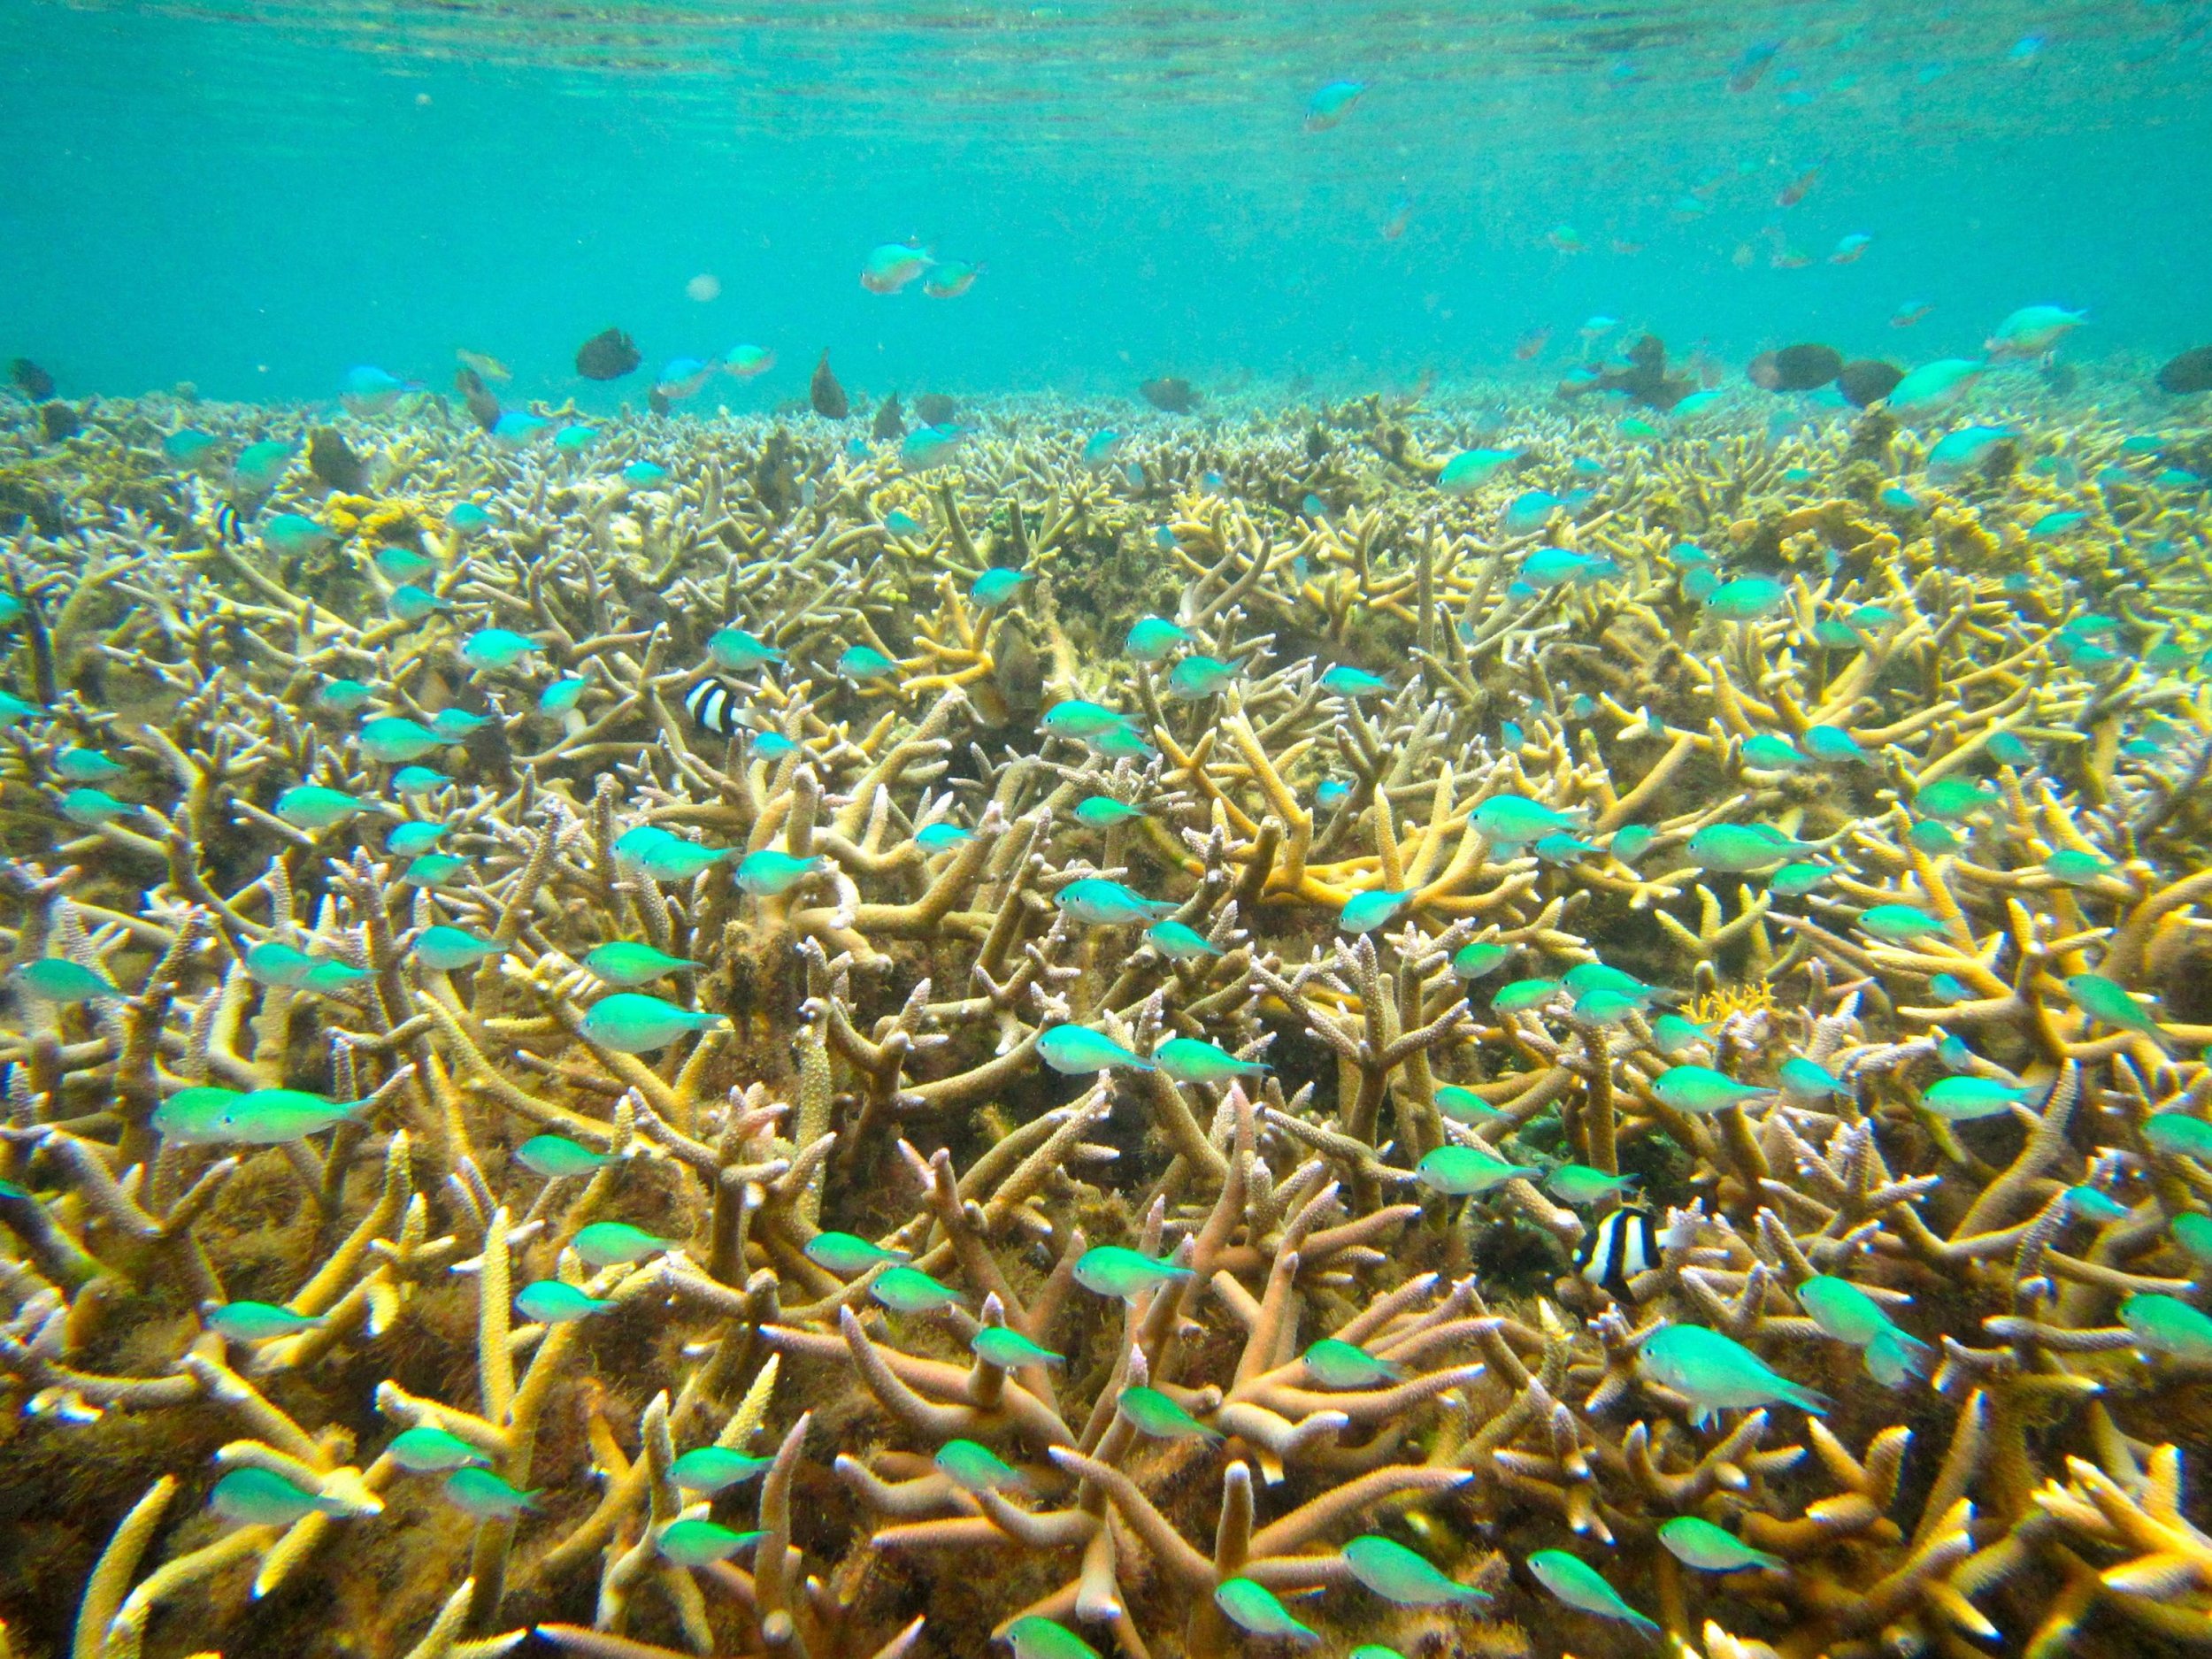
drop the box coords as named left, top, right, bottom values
left=3, top=0, right=2208, bottom=407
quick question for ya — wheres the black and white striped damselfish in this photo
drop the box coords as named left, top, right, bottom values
left=1575, top=1207, right=1661, bottom=1302
left=210, top=502, right=248, bottom=544
left=683, top=676, right=747, bottom=737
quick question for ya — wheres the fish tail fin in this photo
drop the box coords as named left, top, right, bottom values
left=1780, top=1379, right=1832, bottom=1415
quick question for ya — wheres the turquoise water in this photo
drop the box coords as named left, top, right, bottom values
left=4, top=0, right=2208, bottom=405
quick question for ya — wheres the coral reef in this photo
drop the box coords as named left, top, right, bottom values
left=0, top=373, right=2208, bottom=1659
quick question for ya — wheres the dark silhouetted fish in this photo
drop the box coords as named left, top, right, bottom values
left=40, top=403, right=80, bottom=442
left=1140, top=376, right=1200, bottom=414
left=1836, top=360, right=1905, bottom=408
left=2041, top=361, right=2079, bottom=396
left=11, top=359, right=55, bottom=401
left=872, top=390, right=904, bottom=442
left=2158, top=347, right=2212, bottom=395
left=1575, top=1207, right=1661, bottom=1302
left=1561, top=335, right=1695, bottom=411
left=1747, top=342, right=1843, bottom=392
left=914, top=393, right=956, bottom=426
left=684, top=676, right=748, bottom=737
left=648, top=389, right=672, bottom=418
left=455, top=367, right=502, bottom=433
left=308, top=426, right=367, bottom=492
left=810, top=352, right=849, bottom=419
left=575, top=327, right=641, bottom=381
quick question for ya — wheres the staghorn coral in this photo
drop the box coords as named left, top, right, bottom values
left=0, top=375, right=2205, bottom=1659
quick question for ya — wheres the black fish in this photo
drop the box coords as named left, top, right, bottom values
left=455, top=367, right=502, bottom=433
left=810, top=351, right=849, bottom=419
left=914, top=393, right=956, bottom=426
left=872, top=390, right=904, bottom=442
left=1140, top=376, right=1199, bottom=414
left=10, top=359, right=55, bottom=401
left=1574, top=1207, right=1660, bottom=1302
left=1748, top=342, right=1843, bottom=392
left=2156, top=346, right=2212, bottom=396
left=39, top=403, right=81, bottom=442
left=684, top=675, right=748, bottom=737
left=1560, top=334, right=1695, bottom=412
left=575, top=327, right=641, bottom=381
left=648, top=389, right=672, bottom=418
left=211, top=502, right=248, bottom=545
left=1835, top=359, right=1904, bottom=408
left=308, top=426, right=367, bottom=492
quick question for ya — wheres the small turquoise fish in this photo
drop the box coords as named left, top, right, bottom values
left=1146, top=919, right=1221, bottom=960
left=443, top=1467, right=538, bottom=1518
left=1039, top=700, right=1135, bottom=740
left=1528, top=1550, right=1659, bottom=1635
left=1799, top=725, right=1867, bottom=762
left=580, top=992, right=723, bottom=1054
left=429, top=708, right=491, bottom=739
left=1301, top=1339, right=1402, bottom=1388
left=274, top=785, right=367, bottom=830
left=1611, top=825, right=1655, bottom=861
left=1545, top=1164, right=1640, bottom=1205
left=1452, top=941, right=1512, bottom=979
left=388, top=1426, right=492, bottom=1472
left=402, top=853, right=470, bottom=889
left=2119, top=1293, right=2212, bottom=1362
left=710, top=627, right=785, bottom=671
left=872, top=1264, right=964, bottom=1314
left=1914, top=777, right=1997, bottom=820
left=972, top=1325, right=1065, bottom=1369
left=1640, top=1323, right=1827, bottom=1416
left=804, top=1231, right=909, bottom=1275
left=1858, top=904, right=1947, bottom=942
left=1056, top=878, right=1172, bottom=926
left=1073, top=1245, right=1193, bottom=1299
left=1340, top=888, right=1410, bottom=933
left=2143, top=1112, right=2212, bottom=1159
left=243, top=941, right=314, bottom=988
left=935, top=1440, right=1026, bottom=1493
left=1320, top=664, right=1389, bottom=698
left=1769, top=863, right=1833, bottom=896
left=515, top=1135, right=609, bottom=1179
left=1416, top=1145, right=1539, bottom=1196
left=210, top=1467, right=346, bottom=1526
left=2064, top=1186, right=2127, bottom=1223
left=669, top=1448, right=774, bottom=1493
left=1435, top=1085, right=1500, bottom=1122
left=2064, top=973, right=2164, bottom=1041
left=1920, top=1075, right=2033, bottom=1120
left=387, top=821, right=447, bottom=856
left=53, top=747, right=126, bottom=783
left=391, top=765, right=448, bottom=795
left=205, top=1301, right=322, bottom=1341
left=1652, top=1065, right=1772, bottom=1116
left=1650, top=1014, right=1711, bottom=1056
left=583, top=941, right=698, bottom=987
left=359, top=716, right=442, bottom=764
left=658, top=1519, right=761, bottom=1567
left=2043, top=849, right=2114, bottom=887
left=317, top=679, right=375, bottom=713
left=572, top=1221, right=670, bottom=1266
left=1125, top=617, right=1193, bottom=660
left=1779, top=1056, right=1846, bottom=1098
left=1798, top=1275, right=1930, bottom=1386
left=1341, top=1535, right=1488, bottom=1606
left=1686, top=823, right=1816, bottom=872
left=1004, top=1617, right=1100, bottom=1659
left=1153, top=1036, right=1264, bottom=1084
left=1037, top=1025, right=1153, bottom=1074
left=971, top=567, right=1028, bottom=608
left=12, top=958, right=122, bottom=1002
left=514, top=1280, right=611, bottom=1323
left=1073, top=795, right=1144, bottom=828
left=915, top=822, right=972, bottom=853
left=459, top=628, right=538, bottom=671
left=1166, top=655, right=1240, bottom=699
left=838, top=644, right=900, bottom=682
left=388, top=586, right=451, bottom=623
left=2170, top=1212, right=2212, bottom=1263
left=735, top=849, right=825, bottom=897
left=59, top=788, right=133, bottom=826
left=1657, top=1517, right=1786, bottom=1572
left=1494, top=978, right=1561, bottom=1016
left=1214, top=1578, right=1317, bottom=1643
left=411, top=926, right=502, bottom=972
left=1702, top=576, right=1789, bottom=620
left=1118, top=1385, right=1218, bottom=1440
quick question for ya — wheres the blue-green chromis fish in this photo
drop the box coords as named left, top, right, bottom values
left=804, top=1231, right=909, bottom=1274
left=571, top=1221, right=669, bottom=1266
left=669, top=1448, right=774, bottom=1493
left=1037, top=1025, right=1153, bottom=1074
left=1340, top=888, right=1410, bottom=933
left=2119, top=1293, right=2212, bottom=1361
left=735, top=849, right=826, bottom=896
left=1640, top=1323, right=1827, bottom=1417
left=443, top=1467, right=538, bottom=1518
left=972, top=1325, right=1064, bottom=1369
left=872, top=1264, right=964, bottom=1313
left=580, top=992, right=724, bottom=1053
left=934, top=1439, right=1026, bottom=1492
left=204, top=1301, right=323, bottom=1340
left=1527, top=1550, right=1659, bottom=1635
left=1146, top=919, right=1221, bottom=960
left=1341, top=1535, right=1489, bottom=1605
left=412, top=926, right=503, bottom=971
left=515, top=1135, right=609, bottom=1179
left=388, top=1426, right=493, bottom=1472
left=583, top=941, right=699, bottom=987
left=1656, top=1516, right=1786, bottom=1573
left=514, top=1280, right=611, bottom=1323
left=1118, top=1385, right=1218, bottom=1440
left=1213, top=1578, right=1317, bottom=1643
left=1003, top=1617, right=1100, bottom=1659
left=1416, top=1144, right=1539, bottom=1195
left=1056, top=878, right=1172, bottom=926
left=1072, top=1244, right=1192, bottom=1298
left=1152, top=1036, right=1265, bottom=1084
left=658, top=1519, right=761, bottom=1566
